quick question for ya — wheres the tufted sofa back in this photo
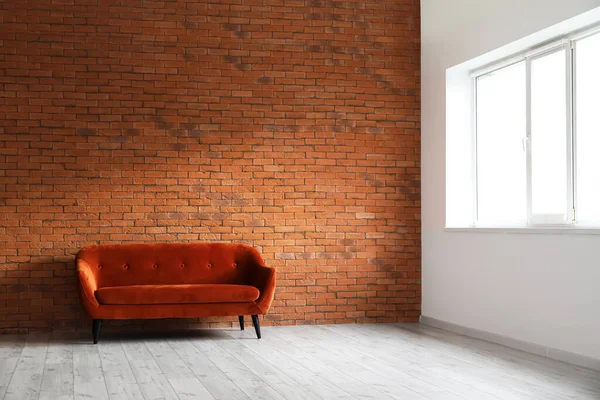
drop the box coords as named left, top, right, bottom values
left=76, top=242, right=265, bottom=288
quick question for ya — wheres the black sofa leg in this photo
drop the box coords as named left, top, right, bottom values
left=251, top=315, right=261, bottom=339
left=238, top=315, right=244, bottom=331
left=92, top=319, right=103, bottom=344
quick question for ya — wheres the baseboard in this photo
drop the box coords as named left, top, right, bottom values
left=419, top=315, right=600, bottom=372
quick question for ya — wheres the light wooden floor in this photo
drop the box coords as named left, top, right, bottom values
left=0, top=323, right=598, bottom=400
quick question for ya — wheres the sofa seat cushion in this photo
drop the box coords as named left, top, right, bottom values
left=95, top=284, right=260, bottom=305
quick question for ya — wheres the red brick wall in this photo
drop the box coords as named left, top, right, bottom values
left=0, top=0, right=420, bottom=333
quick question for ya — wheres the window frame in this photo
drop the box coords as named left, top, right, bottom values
left=570, top=30, right=600, bottom=227
left=470, top=25, right=600, bottom=229
left=526, top=44, right=573, bottom=226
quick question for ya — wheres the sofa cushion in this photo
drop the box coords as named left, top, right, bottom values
left=95, top=284, right=260, bottom=305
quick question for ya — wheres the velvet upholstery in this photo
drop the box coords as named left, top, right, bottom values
left=76, top=243, right=275, bottom=321
left=96, top=284, right=260, bottom=305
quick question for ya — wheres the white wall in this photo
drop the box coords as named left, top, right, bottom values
left=422, top=0, right=600, bottom=362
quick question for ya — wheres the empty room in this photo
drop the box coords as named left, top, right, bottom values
left=1, top=0, right=599, bottom=399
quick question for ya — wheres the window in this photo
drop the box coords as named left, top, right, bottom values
left=476, top=62, right=527, bottom=225
left=473, top=28, right=600, bottom=227
left=529, top=48, right=570, bottom=224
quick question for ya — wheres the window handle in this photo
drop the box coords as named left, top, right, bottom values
left=522, top=136, right=530, bottom=151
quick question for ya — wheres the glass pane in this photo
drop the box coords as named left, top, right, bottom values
left=476, top=62, right=527, bottom=224
left=530, top=50, right=568, bottom=216
left=575, top=33, right=600, bottom=223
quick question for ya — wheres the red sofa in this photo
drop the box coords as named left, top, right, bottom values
left=76, top=242, right=276, bottom=343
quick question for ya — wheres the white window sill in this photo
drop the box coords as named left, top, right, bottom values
left=445, top=226, right=600, bottom=235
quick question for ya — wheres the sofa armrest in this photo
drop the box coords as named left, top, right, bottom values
left=253, top=265, right=276, bottom=314
left=239, top=245, right=276, bottom=313
left=77, top=258, right=100, bottom=310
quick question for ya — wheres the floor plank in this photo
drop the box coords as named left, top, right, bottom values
left=3, top=333, right=48, bottom=400
left=190, top=333, right=286, bottom=400
left=320, top=324, right=525, bottom=399
left=73, top=338, right=110, bottom=400
left=233, top=328, right=394, bottom=400
left=98, top=339, right=144, bottom=400
left=224, top=328, right=357, bottom=399
left=372, top=324, right=600, bottom=399
left=144, top=338, right=215, bottom=399
left=39, top=335, right=74, bottom=400
left=0, top=323, right=596, bottom=400
left=268, top=325, right=432, bottom=400
left=120, top=339, right=180, bottom=400
left=167, top=336, right=250, bottom=400
left=0, top=335, right=26, bottom=398
left=214, top=335, right=319, bottom=400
